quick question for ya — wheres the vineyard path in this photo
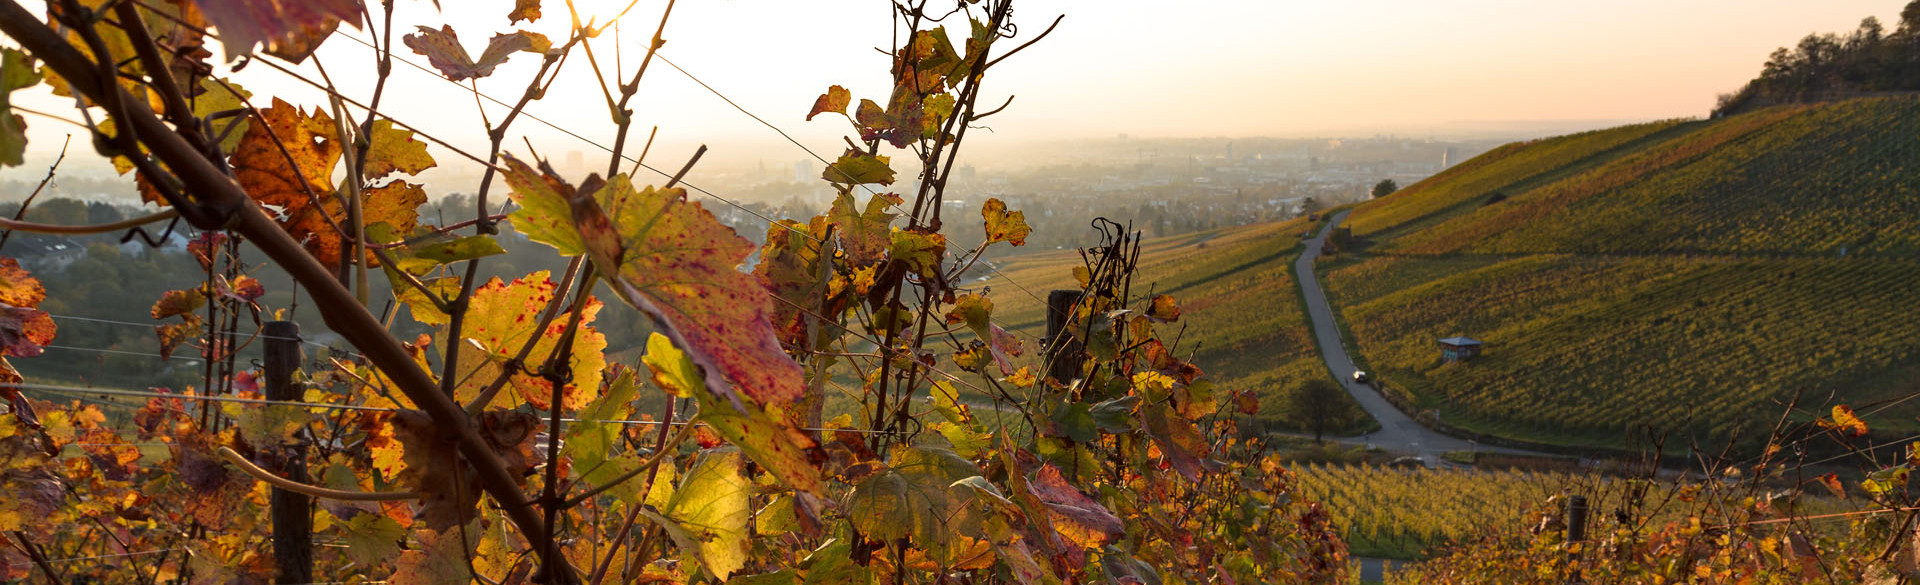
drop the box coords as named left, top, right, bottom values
left=1295, top=210, right=1547, bottom=466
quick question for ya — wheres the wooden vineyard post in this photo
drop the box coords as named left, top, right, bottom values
left=263, top=320, right=311, bottom=585
left=1045, top=290, right=1085, bottom=385
left=1567, top=494, right=1589, bottom=584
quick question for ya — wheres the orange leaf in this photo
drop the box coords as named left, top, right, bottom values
left=0, top=258, right=45, bottom=308
left=1819, top=405, right=1869, bottom=437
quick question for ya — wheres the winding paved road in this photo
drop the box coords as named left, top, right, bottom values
left=1293, top=211, right=1531, bottom=465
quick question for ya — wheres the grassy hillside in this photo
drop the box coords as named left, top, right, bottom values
left=1327, top=96, right=1920, bottom=449
left=980, top=216, right=1350, bottom=430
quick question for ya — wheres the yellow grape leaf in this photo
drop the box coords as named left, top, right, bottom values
left=0, top=48, right=39, bottom=167
left=981, top=198, right=1029, bottom=247
left=663, top=448, right=751, bottom=581
left=822, top=149, right=895, bottom=185
left=452, top=271, right=605, bottom=412
left=501, top=156, right=588, bottom=256
left=946, top=293, right=993, bottom=339
left=193, top=77, right=251, bottom=155
left=827, top=191, right=897, bottom=267
left=807, top=85, right=850, bottom=121
left=361, top=119, right=436, bottom=179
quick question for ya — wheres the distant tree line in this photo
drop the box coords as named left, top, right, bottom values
left=1715, top=1, right=1920, bottom=116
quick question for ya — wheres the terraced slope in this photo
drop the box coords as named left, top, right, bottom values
left=981, top=217, right=1339, bottom=427
left=1326, top=97, right=1920, bottom=448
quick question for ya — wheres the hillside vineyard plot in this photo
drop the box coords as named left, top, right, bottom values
left=1328, top=98, right=1920, bottom=448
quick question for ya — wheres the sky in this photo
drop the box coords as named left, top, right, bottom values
left=1, top=0, right=1906, bottom=178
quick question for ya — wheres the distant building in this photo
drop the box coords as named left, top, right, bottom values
left=793, top=160, right=814, bottom=183
left=1441, top=147, right=1456, bottom=169
left=1439, top=336, right=1482, bottom=362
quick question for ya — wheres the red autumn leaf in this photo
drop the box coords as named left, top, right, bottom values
left=501, top=155, right=805, bottom=409
left=191, top=0, right=362, bottom=61
left=1820, top=405, right=1870, bottom=437
left=187, top=232, right=226, bottom=270
left=1029, top=465, right=1125, bottom=549
left=0, top=304, right=54, bottom=358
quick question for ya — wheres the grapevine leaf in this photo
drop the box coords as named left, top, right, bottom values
left=0, top=305, right=51, bottom=358
left=643, top=333, right=824, bottom=494
left=1819, top=405, right=1869, bottom=437
left=564, top=367, right=637, bottom=490
left=0, top=48, right=39, bottom=167
left=988, top=324, right=1023, bottom=376
left=1048, top=403, right=1097, bottom=443
left=846, top=447, right=978, bottom=553
left=754, top=217, right=831, bottom=348
left=553, top=167, right=806, bottom=409
left=362, top=119, right=437, bottom=179
left=155, top=318, right=201, bottom=360
left=946, top=293, right=993, bottom=339
left=888, top=230, right=946, bottom=280
left=1141, top=403, right=1213, bottom=482
left=823, top=150, right=895, bottom=185
left=827, top=191, right=897, bottom=267
left=191, top=0, right=362, bottom=61
left=501, top=155, right=587, bottom=255
left=341, top=513, right=406, bottom=568
left=807, top=85, right=851, bottom=121
left=233, top=97, right=404, bottom=270
left=1817, top=472, right=1847, bottom=499
left=799, top=539, right=872, bottom=585
left=662, top=448, right=751, bottom=581
left=981, top=198, right=1030, bottom=247
left=509, top=0, right=541, bottom=24
left=409, top=234, right=506, bottom=265
left=854, top=99, right=888, bottom=130
left=1028, top=465, right=1124, bottom=549
left=1146, top=294, right=1181, bottom=323
left=403, top=26, right=550, bottom=82
left=151, top=289, right=206, bottom=320
left=0, top=259, right=44, bottom=308
left=391, top=524, right=477, bottom=584
left=1088, top=396, right=1139, bottom=433
left=385, top=410, right=541, bottom=530
left=452, top=272, right=605, bottom=411
left=194, top=78, right=252, bottom=154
